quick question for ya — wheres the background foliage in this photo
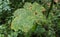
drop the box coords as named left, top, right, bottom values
left=0, top=0, right=60, bottom=37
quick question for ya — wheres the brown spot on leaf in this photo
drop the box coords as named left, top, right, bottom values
left=34, top=11, right=38, bottom=15
left=29, top=5, right=32, bottom=10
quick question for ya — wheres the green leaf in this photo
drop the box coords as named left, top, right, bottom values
left=11, top=2, right=46, bottom=33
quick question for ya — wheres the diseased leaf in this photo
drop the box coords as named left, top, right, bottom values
left=11, top=2, right=46, bottom=33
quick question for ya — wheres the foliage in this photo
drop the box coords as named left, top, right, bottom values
left=0, top=0, right=60, bottom=37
